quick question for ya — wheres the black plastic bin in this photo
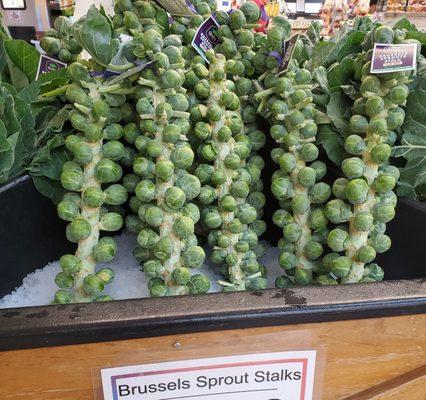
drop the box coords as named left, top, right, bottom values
left=0, top=175, right=425, bottom=352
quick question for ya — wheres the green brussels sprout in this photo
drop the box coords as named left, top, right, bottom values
left=345, top=178, right=369, bottom=205
left=57, top=199, right=80, bottom=222
left=135, top=180, right=156, bottom=202
left=332, top=178, right=349, bottom=200
left=308, top=208, right=327, bottom=230
left=292, top=194, right=310, bottom=214
left=93, top=237, right=117, bottom=263
left=104, top=124, right=124, bottom=140
left=324, top=199, right=352, bottom=224
left=341, top=157, right=365, bottom=180
left=344, top=135, right=367, bottom=155
left=373, top=203, right=395, bottom=223
left=369, top=117, right=387, bottom=136
left=360, top=76, right=381, bottom=95
left=272, top=177, right=293, bottom=200
left=188, top=274, right=210, bottom=294
left=294, top=268, right=312, bottom=286
left=83, top=275, right=105, bottom=297
left=357, top=245, right=376, bottom=263
left=55, top=271, right=74, bottom=289
left=183, top=246, right=205, bottom=268
left=59, top=254, right=81, bottom=275
left=349, top=115, right=369, bottom=134
left=66, top=218, right=91, bottom=243
left=102, top=141, right=125, bottom=161
left=327, top=229, right=350, bottom=252
left=104, top=184, right=128, bottom=205
left=283, top=223, right=302, bottom=243
left=309, top=182, right=331, bottom=204
left=374, top=174, right=396, bottom=193
left=331, top=256, right=351, bottom=278
left=54, top=290, right=73, bottom=304
left=172, top=267, right=191, bottom=285
left=386, top=107, right=405, bottom=131
left=304, top=241, right=323, bottom=260
left=40, top=36, right=61, bottom=56
left=173, top=216, right=195, bottom=239
left=240, top=1, right=261, bottom=23
left=353, top=97, right=367, bottom=115
left=364, top=263, right=384, bottom=281
left=96, top=268, right=114, bottom=284
left=374, top=26, right=394, bottom=44
left=298, top=167, right=317, bottom=188
left=365, top=96, right=385, bottom=117
left=275, top=276, right=293, bottom=288
left=95, top=159, right=122, bottom=183
left=165, top=187, right=186, bottom=210
left=61, top=166, right=84, bottom=191
left=123, top=174, right=140, bottom=194
left=100, top=212, right=123, bottom=231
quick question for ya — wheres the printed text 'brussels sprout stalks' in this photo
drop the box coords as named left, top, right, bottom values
left=55, top=63, right=127, bottom=303
left=133, top=29, right=210, bottom=297
left=255, top=68, right=331, bottom=287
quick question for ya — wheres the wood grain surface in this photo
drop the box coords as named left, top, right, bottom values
left=0, top=314, right=424, bottom=400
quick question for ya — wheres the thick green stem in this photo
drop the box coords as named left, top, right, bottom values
left=290, top=156, right=315, bottom=272
left=73, top=87, right=104, bottom=302
left=153, top=89, right=188, bottom=296
left=210, top=57, right=246, bottom=290
left=73, top=140, right=102, bottom=302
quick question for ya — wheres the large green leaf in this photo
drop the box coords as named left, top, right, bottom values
left=326, top=91, right=352, bottom=136
left=328, top=57, right=355, bottom=90
left=0, top=32, right=9, bottom=81
left=0, top=120, right=15, bottom=183
left=393, top=89, right=426, bottom=200
left=308, top=41, right=335, bottom=69
left=29, top=135, right=71, bottom=204
left=4, top=39, right=40, bottom=82
left=312, top=66, right=330, bottom=94
left=323, top=31, right=365, bottom=68
left=155, top=6, right=170, bottom=37
left=5, top=57, right=29, bottom=90
left=74, top=5, right=118, bottom=66
left=392, top=17, right=417, bottom=32
left=32, top=176, right=68, bottom=204
left=317, top=124, right=347, bottom=167
left=406, top=31, right=426, bottom=47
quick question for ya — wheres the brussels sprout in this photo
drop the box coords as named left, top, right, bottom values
left=327, top=229, right=350, bottom=252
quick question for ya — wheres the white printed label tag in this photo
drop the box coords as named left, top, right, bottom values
left=101, top=351, right=316, bottom=400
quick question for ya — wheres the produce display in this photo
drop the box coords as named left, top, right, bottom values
left=0, top=0, right=425, bottom=304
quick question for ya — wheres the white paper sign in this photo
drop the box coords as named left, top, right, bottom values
left=6, top=10, right=22, bottom=23
left=101, top=351, right=316, bottom=400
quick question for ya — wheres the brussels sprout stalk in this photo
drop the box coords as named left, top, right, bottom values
left=324, top=26, right=411, bottom=284
left=132, top=28, right=210, bottom=297
left=210, top=56, right=246, bottom=288
left=155, top=90, right=188, bottom=295
left=54, top=63, right=127, bottom=304
left=259, top=68, right=331, bottom=287
left=192, top=51, right=263, bottom=291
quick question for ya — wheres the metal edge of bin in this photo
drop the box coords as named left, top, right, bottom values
left=0, top=279, right=425, bottom=351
